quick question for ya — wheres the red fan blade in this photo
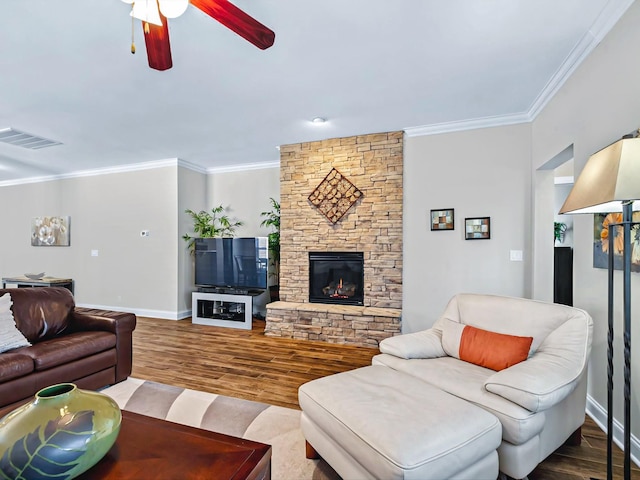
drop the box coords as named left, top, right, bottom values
left=190, top=0, right=275, bottom=50
left=143, top=16, right=173, bottom=71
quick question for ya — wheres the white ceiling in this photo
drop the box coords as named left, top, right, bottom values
left=0, top=0, right=632, bottom=184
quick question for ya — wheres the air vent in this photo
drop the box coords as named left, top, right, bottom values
left=0, top=128, right=62, bottom=149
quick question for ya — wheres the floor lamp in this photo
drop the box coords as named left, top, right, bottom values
left=559, top=131, right=640, bottom=480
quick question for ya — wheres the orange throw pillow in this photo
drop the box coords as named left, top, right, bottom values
left=459, top=325, right=533, bottom=371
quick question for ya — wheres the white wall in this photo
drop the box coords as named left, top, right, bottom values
left=532, top=168, right=556, bottom=302
left=0, top=164, right=280, bottom=320
left=207, top=166, right=280, bottom=237
left=178, top=166, right=207, bottom=316
left=0, top=167, right=180, bottom=317
left=403, top=124, right=532, bottom=332
left=531, top=1, right=640, bottom=458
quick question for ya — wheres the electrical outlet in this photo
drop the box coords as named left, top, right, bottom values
left=91, top=250, right=99, bottom=257
left=510, top=250, right=523, bottom=262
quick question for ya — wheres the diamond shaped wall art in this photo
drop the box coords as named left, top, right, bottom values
left=308, top=168, right=363, bottom=224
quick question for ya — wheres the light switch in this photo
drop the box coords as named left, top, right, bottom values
left=510, top=250, right=523, bottom=261
left=91, top=250, right=99, bottom=257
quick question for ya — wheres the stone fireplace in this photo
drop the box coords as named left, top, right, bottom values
left=265, top=131, right=403, bottom=347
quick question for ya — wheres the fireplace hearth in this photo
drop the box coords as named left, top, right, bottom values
left=309, top=252, right=364, bottom=306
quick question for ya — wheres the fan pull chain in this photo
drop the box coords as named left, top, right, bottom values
left=130, top=4, right=136, bottom=54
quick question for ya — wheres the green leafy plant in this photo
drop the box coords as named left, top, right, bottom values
left=554, top=222, right=567, bottom=243
left=260, top=198, right=280, bottom=282
left=183, top=205, right=244, bottom=251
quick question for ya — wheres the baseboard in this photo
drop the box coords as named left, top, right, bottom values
left=76, top=303, right=192, bottom=321
left=586, top=393, right=639, bottom=467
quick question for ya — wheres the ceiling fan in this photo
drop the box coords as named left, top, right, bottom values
left=123, top=0, right=275, bottom=71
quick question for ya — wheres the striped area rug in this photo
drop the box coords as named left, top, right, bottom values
left=101, top=378, right=339, bottom=480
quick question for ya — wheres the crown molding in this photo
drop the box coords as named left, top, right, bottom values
left=527, top=0, right=635, bottom=119
left=206, top=160, right=280, bottom=174
left=0, top=158, right=280, bottom=187
left=0, top=158, right=181, bottom=187
left=177, top=158, right=208, bottom=174
left=404, top=112, right=531, bottom=137
left=0, top=1, right=632, bottom=182
left=405, top=0, right=634, bottom=138
left=71, top=158, right=181, bottom=177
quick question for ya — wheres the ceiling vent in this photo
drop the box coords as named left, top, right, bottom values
left=0, top=128, right=62, bottom=149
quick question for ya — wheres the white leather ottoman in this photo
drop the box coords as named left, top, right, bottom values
left=299, top=365, right=502, bottom=480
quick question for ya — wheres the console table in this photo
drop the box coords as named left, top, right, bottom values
left=1, top=276, right=74, bottom=294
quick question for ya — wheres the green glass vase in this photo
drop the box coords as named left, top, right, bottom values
left=0, top=383, right=121, bottom=480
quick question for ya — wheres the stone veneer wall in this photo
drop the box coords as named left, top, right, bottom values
left=265, top=131, right=403, bottom=347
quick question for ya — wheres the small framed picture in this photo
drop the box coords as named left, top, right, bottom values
left=465, top=217, right=490, bottom=240
left=430, top=209, right=455, bottom=231
left=31, top=216, right=71, bottom=246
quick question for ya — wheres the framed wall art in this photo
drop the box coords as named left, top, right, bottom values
left=593, top=212, right=640, bottom=272
left=465, top=217, right=490, bottom=240
left=430, top=209, right=454, bottom=231
left=31, top=216, right=70, bottom=246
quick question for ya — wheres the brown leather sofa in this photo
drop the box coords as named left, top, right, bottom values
left=0, top=287, right=136, bottom=409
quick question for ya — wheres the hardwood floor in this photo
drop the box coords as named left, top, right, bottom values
left=131, top=316, right=377, bottom=410
left=131, top=316, right=639, bottom=480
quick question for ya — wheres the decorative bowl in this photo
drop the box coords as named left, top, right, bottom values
left=24, top=272, right=45, bottom=280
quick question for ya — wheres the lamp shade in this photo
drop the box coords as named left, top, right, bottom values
left=560, top=137, right=640, bottom=214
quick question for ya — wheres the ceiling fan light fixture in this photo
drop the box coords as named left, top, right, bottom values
left=131, top=0, right=163, bottom=26
left=158, top=0, right=190, bottom=19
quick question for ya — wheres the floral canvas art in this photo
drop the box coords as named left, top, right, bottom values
left=593, top=212, right=640, bottom=272
left=31, top=216, right=70, bottom=246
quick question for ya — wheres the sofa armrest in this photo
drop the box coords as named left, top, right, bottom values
left=484, top=314, right=591, bottom=412
left=379, top=328, right=445, bottom=359
left=70, top=311, right=136, bottom=335
left=70, top=309, right=137, bottom=382
left=484, top=353, right=583, bottom=412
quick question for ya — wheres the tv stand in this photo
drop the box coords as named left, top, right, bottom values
left=197, top=286, right=263, bottom=296
left=192, top=291, right=262, bottom=330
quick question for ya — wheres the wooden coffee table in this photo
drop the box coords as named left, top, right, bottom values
left=77, top=411, right=272, bottom=479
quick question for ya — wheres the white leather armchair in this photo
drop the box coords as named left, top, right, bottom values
left=374, top=293, right=593, bottom=479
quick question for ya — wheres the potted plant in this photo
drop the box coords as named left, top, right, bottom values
left=260, top=198, right=280, bottom=299
left=183, top=205, right=244, bottom=252
left=554, top=222, right=567, bottom=244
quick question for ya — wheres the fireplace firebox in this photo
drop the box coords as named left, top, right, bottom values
left=309, top=252, right=364, bottom=305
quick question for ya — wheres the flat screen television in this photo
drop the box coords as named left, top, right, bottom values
left=194, top=237, right=269, bottom=290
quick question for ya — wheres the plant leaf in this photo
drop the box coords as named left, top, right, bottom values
left=0, top=410, right=95, bottom=480
left=183, top=204, right=244, bottom=252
